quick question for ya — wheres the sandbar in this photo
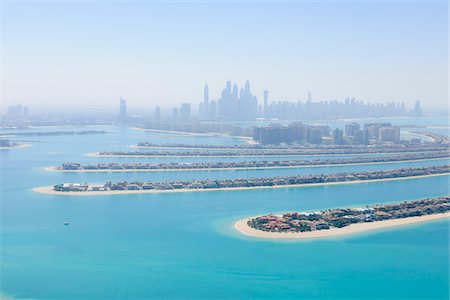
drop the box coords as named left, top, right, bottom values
left=132, top=127, right=252, bottom=140
left=0, top=143, right=31, bottom=150
left=33, top=172, right=450, bottom=196
left=234, top=212, right=450, bottom=239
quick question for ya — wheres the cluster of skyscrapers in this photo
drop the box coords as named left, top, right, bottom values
left=199, top=81, right=258, bottom=120
left=116, top=81, right=422, bottom=121
left=4, top=104, right=29, bottom=118
left=253, top=122, right=402, bottom=145
left=197, top=81, right=421, bottom=120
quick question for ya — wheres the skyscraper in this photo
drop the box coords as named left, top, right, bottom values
left=119, top=96, right=127, bottom=117
left=263, top=90, right=269, bottom=117
left=332, top=128, right=345, bottom=145
left=154, top=106, right=161, bottom=120
left=180, top=103, right=191, bottom=120
left=216, top=81, right=258, bottom=120
left=411, top=100, right=422, bottom=116
left=172, top=107, right=179, bottom=119
left=203, top=84, right=209, bottom=119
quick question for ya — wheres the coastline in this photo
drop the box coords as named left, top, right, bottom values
left=234, top=212, right=450, bottom=239
left=0, top=143, right=31, bottom=150
left=131, top=127, right=252, bottom=140
left=32, top=172, right=450, bottom=196
left=46, top=157, right=450, bottom=173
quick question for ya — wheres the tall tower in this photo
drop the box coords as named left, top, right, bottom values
left=263, top=90, right=269, bottom=117
left=119, top=96, right=127, bottom=117
left=154, top=106, right=161, bottom=120
left=203, top=84, right=209, bottom=119
left=245, top=80, right=250, bottom=92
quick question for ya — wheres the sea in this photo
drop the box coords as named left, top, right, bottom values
left=1, top=116, right=449, bottom=299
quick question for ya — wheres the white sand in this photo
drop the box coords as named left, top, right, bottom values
left=234, top=212, right=450, bottom=239
left=0, top=143, right=31, bottom=150
left=131, top=127, right=252, bottom=139
left=32, top=172, right=450, bottom=196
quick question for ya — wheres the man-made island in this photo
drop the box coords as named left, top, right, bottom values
left=34, top=165, right=450, bottom=196
left=235, top=196, right=450, bottom=239
left=134, top=138, right=443, bottom=150
left=0, top=139, right=30, bottom=150
left=94, top=144, right=448, bottom=158
left=0, top=130, right=107, bottom=137
left=52, top=151, right=449, bottom=172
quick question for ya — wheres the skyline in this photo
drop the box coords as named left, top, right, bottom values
left=2, top=1, right=448, bottom=112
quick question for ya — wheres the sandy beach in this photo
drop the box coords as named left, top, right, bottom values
left=132, top=127, right=252, bottom=140
left=33, top=172, right=450, bottom=196
left=47, top=157, right=450, bottom=173
left=0, top=143, right=31, bottom=150
left=234, top=212, right=450, bottom=239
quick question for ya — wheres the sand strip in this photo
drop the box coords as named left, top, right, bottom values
left=0, top=143, right=31, bottom=150
left=234, top=212, right=450, bottom=239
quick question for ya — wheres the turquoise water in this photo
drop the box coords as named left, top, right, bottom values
left=1, top=121, right=449, bottom=299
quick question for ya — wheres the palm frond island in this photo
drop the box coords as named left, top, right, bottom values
left=235, top=196, right=450, bottom=239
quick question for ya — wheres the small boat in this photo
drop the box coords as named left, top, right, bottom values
left=64, top=222, right=69, bottom=226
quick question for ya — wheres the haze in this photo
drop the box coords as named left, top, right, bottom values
left=1, top=0, right=448, bottom=114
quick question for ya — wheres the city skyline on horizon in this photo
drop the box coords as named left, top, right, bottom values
left=2, top=1, right=447, bottom=112
left=2, top=81, right=427, bottom=118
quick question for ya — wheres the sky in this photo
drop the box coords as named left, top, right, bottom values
left=1, top=0, right=448, bottom=114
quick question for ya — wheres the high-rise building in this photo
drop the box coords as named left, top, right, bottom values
left=353, top=129, right=368, bottom=145
left=306, top=127, right=323, bottom=144
left=180, top=103, right=191, bottom=120
left=154, top=106, right=161, bottom=120
left=119, top=97, right=127, bottom=117
left=209, top=100, right=217, bottom=119
left=217, top=81, right=258, bottom=120
left=172, top=107, right=179, bottom=120
left=203, top=84, right=209, bottom=119
left=263, top=90, right=269, bottom=118
left=0, top=139, right=10, bottom=147
left=345, top=123, right=360, bottom=136
left=411, top=100, right=422, bottom=117
left=379, top=126, right=400, bottom=143
left=6, top=104, right=28, bottom=118
left=332, top=128, right=345, bottom=145
left=198, top=103, right=204, bottom=118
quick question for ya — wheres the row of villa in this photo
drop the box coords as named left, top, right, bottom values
left=247, top=196, right=450, bottom=233
left=52, top=164, right=450, bottom=192
left=136, top=136, right=447, bottom=150
left=58, top=151, right=450, bottom=171
left=98, top=144, right=448, bottom=157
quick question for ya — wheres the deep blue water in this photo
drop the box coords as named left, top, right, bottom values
left=1, top=119, right=449, bottom=299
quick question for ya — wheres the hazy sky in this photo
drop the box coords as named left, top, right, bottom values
left=2, top=0, right=448, bottom=113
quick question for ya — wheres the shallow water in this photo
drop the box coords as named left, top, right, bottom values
left=1, top=119, right=449, bottom=299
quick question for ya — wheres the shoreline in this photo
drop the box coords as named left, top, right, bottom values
left=131, top=127, right=252, bottom=140
left=234, top=212, right=450, bottom=239
left=46, top=157, right=450, bottom=173
left=0, top=143, right=31, bottom=150
left=33, top=172, right=450, bottom=196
